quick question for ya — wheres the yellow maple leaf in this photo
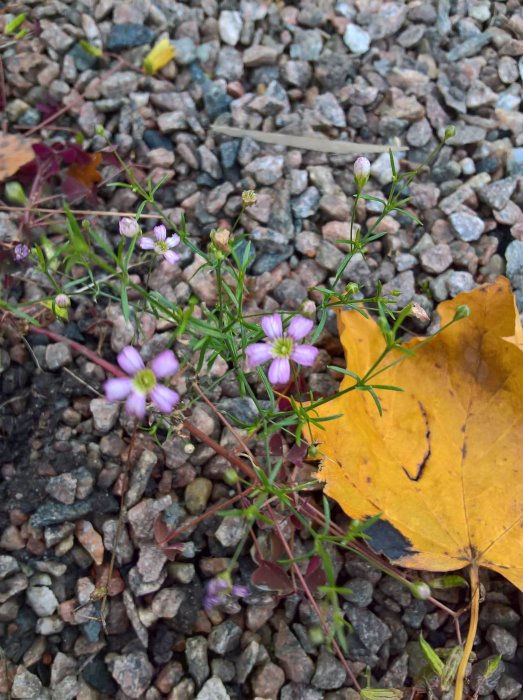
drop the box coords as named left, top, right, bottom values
left=308, top=277, right=523, bottom=699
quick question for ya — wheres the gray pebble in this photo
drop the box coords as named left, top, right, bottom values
left=446, top=270, right=475, bottom=297
left=449, top=211, right=484, bottom=242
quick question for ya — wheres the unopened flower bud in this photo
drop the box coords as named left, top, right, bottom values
left=210, top=227, right=231, bottom=253
left=410, top=581, right=431, bottom=600
left=55, top=294, right=71, bottom=309
left=119, top=217, right=141, bottom=238
left=410, top=302, right=430, bottom=323
left=5, top=181, right=27, bottom=206
left=444, top=125, right=456, bottom=140
left=353, top=156, right=371, bottom=191
left=345, top=282, right=359, bottom=296
left=183, top=443, right=195, bottom=454
left=95, top=124, right=106, bottom=137
left=223, top=468, right=240, bottom=485
left=309, top=627, right=324, bottom=646
left=454, top=304, right=471, bottom=321
left=242, top=190, right=257, bottom=207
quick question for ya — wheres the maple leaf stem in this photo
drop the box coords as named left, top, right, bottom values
left=454, top=563, right=480, bottom=700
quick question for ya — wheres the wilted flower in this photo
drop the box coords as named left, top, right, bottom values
left=245, top=314, right=319, bottom=385
left=410, top=302, right=429, bottom=323
left=353, top=156, right=371, bottom=191
left=210, top=226, right=231, bottom=253
left=104, top=346, right=180, bottom=419
left=119, top=217, right=141, bottom=238
left=13, top=243, right=30, bottom=261
left=55, top=294, right=71, bottom=309
left=139, top=225, right=181, bottom=265
left=242, top=190, right=257, bottom=207
left=143, top=38, right=176, bottom=75
left=203, top=574, right=249, bottom=612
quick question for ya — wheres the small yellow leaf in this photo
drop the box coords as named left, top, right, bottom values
left=143, top=39, right=175, bottom=75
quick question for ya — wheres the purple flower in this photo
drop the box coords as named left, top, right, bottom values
left=104, top=346, right=180, bottom=419
left=203, top=575, right=249, bottom=612
left=139, top=224, right=180, bottom=265
left=13, top=243, right=30, bottom=262
left=245, top=314, right=319, bottom=385
left=119, top=217, right=141, bottom=238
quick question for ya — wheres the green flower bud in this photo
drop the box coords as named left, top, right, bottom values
left=95, top=124, right=106, bottom=137
left=444, top=125, right=456, bottom=140
left=223, top=468, right=240, bottom=485
left=410, top=581, right=431, bottom=600
left=55, top=294, right=71, bottom=309
left=344, top=282, right=359, bottom=296
left=454, top=304, right=471, bottom=321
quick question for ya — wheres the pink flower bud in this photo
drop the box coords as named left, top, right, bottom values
left=119, top=217, right=141, bottom=238
left=353, top=156, right=371, bottom=191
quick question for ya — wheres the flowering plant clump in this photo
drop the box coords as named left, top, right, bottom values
left=139, top=224, right=181, bottom=265
left=104, top=346, right=180, bottom=419
left=13, top=243, right=30, bottom=261
left=246, top=314, right=319, bottom=384
left=203, top=574, right=250, bottom=612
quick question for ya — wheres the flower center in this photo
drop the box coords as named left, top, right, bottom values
left=272, top=336, right=294, bottom=358
left=154, top=241, right=168, bottom=254
left=133, top=368, right=157, bottom=394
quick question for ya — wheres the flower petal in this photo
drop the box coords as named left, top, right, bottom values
left=104, top=377, right=133, bottom=401
left=232, top=584, right=250, bottom=598
left=268, top=357, right=291, bottom=384
left=163, top=250, right=180, bottom=265
left=117, top=346, right=144, bottom=375
left=150, top=350, right=179, bottom=378
left=261, top=314, right=283, bottom=340
left=166, top=234, right=180, bottom=248
left=245, top=343, right=273, bottom=367
left=125, top=391, right=146, bottom=419
left=290, top=344, right=319, bottom=367
left=139, top=236, right=154, bottom=250
left=153, top=224, right=167, bottom=241
left=150, top=385, right=180, bottom=413
left=287, top=316, right=314, bottom=341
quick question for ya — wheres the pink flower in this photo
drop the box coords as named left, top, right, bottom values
left=245, top=314, right=319, bottom=385
left=119, top=217, right=141, bottom=238
left=139, top=224, right=180, bottom=265
left=104, top=346, right=180, bottom=419
left=13, top=243, right=30, bottom=261
left=203, top=575, right=249, bottom=612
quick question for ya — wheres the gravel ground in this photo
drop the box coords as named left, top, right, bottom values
left=1, top=0, right=523, bottom=698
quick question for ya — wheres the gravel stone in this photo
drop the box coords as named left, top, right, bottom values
left=11, top=666, right=44, bottom=699
left=251, top=662, right=286, bottom=698
left=186, top=636, right=210, bottom=687
left=26, top=586, right=58, bottom=616
left=344, top=604, right=392, bottom=654
left=341, top=578, right=374, bottom=607
left=485, top=625, right=517, bottom=660
left=477, top=179, right=517, bottom=211
left=208, top=620, right=242, bottom=654
left=274, top=623, right=314, bottom=683
left=45, top=473, right=77, bottom=505
left=245, top=155, right=285, bottom=185
left=446, top=271, right=475, bottom=297
left=45, top=343, right=72, bottom=370
left=111, top=652, right=154, bottom=699
left=449, top=211, right=484, bottom=242
left=343, top=24, right=371, bottom=54
left=470, top=655, right=505, bottom=695
left=311, top=649, right=346, bottom=689
left=184, top=477, right=213, bottom=515
left=0, top=573, right=28, bottom=603
left=196, top=677, right=231, bottom=700
left=219, top=11, right=243, bottom=47
left=292, top=187, right=321, bottom=218
left=420, top=244, right=453, bottom=274
left=107, top=23, right=155, bottom=51
left=90, top=398, right=120, bottom=433
left=479, top=602, right=521, bottom=630
left=0, top=555, right=19, bottom=580
left=495, top=676, right=522, bottom=700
